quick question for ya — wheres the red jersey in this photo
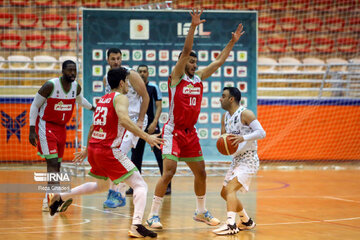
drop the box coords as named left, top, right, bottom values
left=167, top=73, right=203, bottom=129
left=38, top=78, right=77, bottom=126
left=89, top=92, right=127, bottom=148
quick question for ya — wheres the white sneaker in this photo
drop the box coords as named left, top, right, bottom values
left=213, top=223, right=239, bottom=235
left=238, top=218, right=256, bottom=230
left=42, top=198, right=49, bottom=212
left=146, top=215, right=163, bottom=229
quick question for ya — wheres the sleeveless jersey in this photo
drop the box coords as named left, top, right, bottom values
left=104, top=67, right=141, bottom=119
left=38, top=78, right=77, bottom=126
left=89, top=92, right=126, bottom=148
left=167, top=74, right=203, bottom=129
left=224, top=106, right=257, bottom=151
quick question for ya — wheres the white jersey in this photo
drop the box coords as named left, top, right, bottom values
left=224, top=106, right=257, bottom=153
left=104, top=68, right=142, bottom=120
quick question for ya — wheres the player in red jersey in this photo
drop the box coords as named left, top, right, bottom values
left=146, top=9, right=245, bottom=229
left=29, top=60, right=95, bottom=212
left=48, top=67, right=163, bottom=238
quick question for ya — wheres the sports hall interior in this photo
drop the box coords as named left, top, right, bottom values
left=0, top=0, right=359, bottom=239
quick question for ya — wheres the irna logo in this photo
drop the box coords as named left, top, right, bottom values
left=34, top=172, right=71, bottom=182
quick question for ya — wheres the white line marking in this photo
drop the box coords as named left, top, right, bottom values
left=323, top=196, right=360, bottom=204
left=0, top=219, right=91, bottom=230
left=72, top=203, right=132, bottom=218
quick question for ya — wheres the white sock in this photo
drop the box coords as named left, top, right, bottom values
left=116, top=182, right=127, bottom=197
left=123, top=172, right=148, bottom=225
left=226, top=211, right=237, bottom=225
left=196, top=195, right=207, bottom=213
left=238, top=209, right=250, bottom=223
left=149, top=195, right=163, bottom=217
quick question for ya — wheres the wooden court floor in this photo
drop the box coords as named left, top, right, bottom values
left=0, top=168, right=359, bottom=240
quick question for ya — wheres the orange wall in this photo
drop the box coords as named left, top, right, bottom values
left=0, top=101, right=81, bottom=162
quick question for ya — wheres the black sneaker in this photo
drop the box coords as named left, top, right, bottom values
left=128, top=224, right=157, bottom=238
left=238, top=218, right=256, bottom=230
left=126, top=187, right=133, bottom=195
left=58, top=198, right=73, bottom=213
left=47, top=193, right=64, bottom=216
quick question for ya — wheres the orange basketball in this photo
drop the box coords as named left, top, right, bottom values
left=216, top=134, right=238, bottom=155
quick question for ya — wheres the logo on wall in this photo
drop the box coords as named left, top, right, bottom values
left=177, top=23, right=211, bottom=38
left=211, top=81, right=221, bottom=92
left=203, top=81, right=209, bottom=93
left=159, top=112, right=169, bottom=124
left=211, top=97, right=221, bottom=108
left=159, top=50, right=169, bottom=61
left=132, top=50, right=143, bottom=61
left=224, top=66, right=234, bottom=77
left=198, top=50, right=208, bottom=61
left=241, top=97, right=248, bottom=107
left=237, top=82, right=248, bottom=92
left=211, top=128, right=221, bottom=139
left=237, top=51, right=248, bottom=62
left=211, top=51, right=221, bottom=61
left=148, top=65, right=156, bottom=77
left=212, top=68, right=221, bottom=77
left=1, top=110, right=26, bottom=142
left=146, top=50, right=156, bottom=61
left=201, top=97, right=208, bottom=108
left=198, top=128, right=208, bottom=139
left=92, top=65, right=103, bottom=76
left=224, top=81, right=234, bottom=87
left=130, top=19, right=150, bottom=40
left=172, top=50, right=181, bottom=61
left=237, top=66, right=247, bottom=77
left=159, top=81, right=168, bottom=92
left=226, top=51, right=234, bottom=62
left=159, top=66, right=169, bottom=77
left=92, top=49, right=103, bottom=61
left=162, top=97, right=169, bottom=108
left=211, top=112, right=221, bottom=124
left=92, top=81, right=103, bottom=92
left=122, top=50, right=130, bottom=61
left=198, top=113, right=208, bottom=124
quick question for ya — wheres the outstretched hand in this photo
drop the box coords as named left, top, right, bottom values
left=190, top=8, right=206, bottom=27
left=73, top=147, right=88, bottom=165
left=231, top=23, right=245, bottom=43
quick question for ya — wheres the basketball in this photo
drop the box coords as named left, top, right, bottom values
left=216, top=134, right=238, bottom=155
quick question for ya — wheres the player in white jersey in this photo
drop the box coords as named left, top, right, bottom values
left=213, top=87, right=266, bottom=235
left=102, top=48, right=149, bottom=208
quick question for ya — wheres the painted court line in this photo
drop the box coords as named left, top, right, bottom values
left=72, top=203, right=132, bottom=218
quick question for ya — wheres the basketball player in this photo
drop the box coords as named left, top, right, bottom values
left=146, top=9, right=245, bottom=229
left=48, top=67, right=162, bottom=238
left=102, top=48, right=150, bottom=208
left=29, top=60, right=95, bottom=212
left=213, top=87, right=266, bottom=235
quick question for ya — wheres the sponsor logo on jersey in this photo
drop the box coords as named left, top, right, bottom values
left=183, top=84, right=201, bottom=95
left=97, top=98, right=111, bottom=104
left=177, top=23, right=211, bottom=38
left=54, top=101, right=72, bottom=111
left=92, top=128, right=106, bottom=140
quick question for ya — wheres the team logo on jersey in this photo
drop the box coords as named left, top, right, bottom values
left=237, top=51, right=248, bottom=62
left=54, top=101, right=72, bottom=111
left=183, top=84, right=201, bottom=95
left=130, top=19, right=149, bottom=40
left=92, top=128, right=106, bottom=140
left=1, top=110, right=26, bottom=142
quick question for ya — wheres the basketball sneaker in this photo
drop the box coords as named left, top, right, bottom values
left=146, top=215, right=163, bottom=229
left=47, top=193, right=63, bottom=216
left=103, top=189, right=124, bottom=208
left=213, top=223, right=240, bottom=235
left=193, top=210, right=220, bottom=226
left=128, top=224, right=157, bottom=238
left=42, top=198, right=49, bottom=212
left=58, top=198, right=73, bottom=212
left=238, top=218, right=256, bottom=230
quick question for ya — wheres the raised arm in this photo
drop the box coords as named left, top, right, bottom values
left=197, top=24, right=245, bottom=80
left=170, top=9, right=206, bottom=86
left=128, top=70, right=150, bottom=128
left=76, top=84, right=96, bottom=111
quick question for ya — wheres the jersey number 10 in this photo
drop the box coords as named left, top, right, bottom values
left=189, top=97, right=196, bottom=106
